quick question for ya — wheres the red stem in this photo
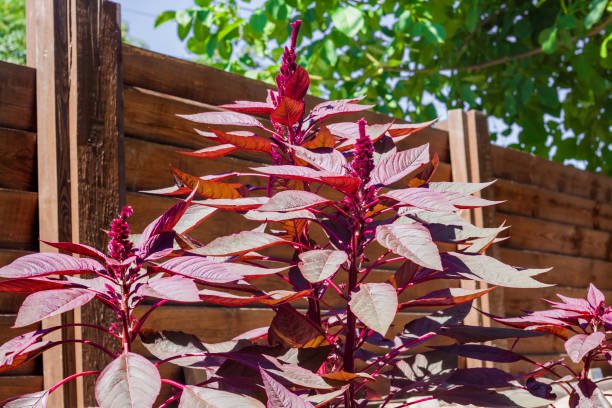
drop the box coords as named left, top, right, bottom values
left=48, top=370, right=99, bottom=394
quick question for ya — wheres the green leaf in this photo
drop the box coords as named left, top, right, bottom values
left=466, top=7, right=479, bottom=32
left=154, top=11, right=176, bottom=28
left=175, top=9, right=193, bottom=26
left=538, top=27, right=557, bottom=54
left=585, top=0, right=607, bottom=29
left=249, top=12, right=267, bottom=34
left=422, top=20, right=446, bottom=43
left=331, top=6, right=364, bottom=37
left=321, top=38, right=338, bottom=66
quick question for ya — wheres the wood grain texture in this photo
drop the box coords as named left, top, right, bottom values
left=0, top=61, right=36, bottom=131
left=498, top=212, right=611, bottom=260
left=68, top=1, right=125, bottom=403
left=0, top=127, right=36, bottom=191
left=498, top=248, right=612, bottom=289
left=0, top=376, right=44, bottom=401
left=495, top=179, right=612, bottom=232
left=0, top=189, right=37, bottom=250
left=491, top=145, right=612, bottom=203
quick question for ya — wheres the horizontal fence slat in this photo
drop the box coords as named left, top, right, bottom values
left=495, top=179, right=612, bottom=232
left=0, top=127, right=36, bottom=191
left=498, top=248, right=612, bottom=289
left=0, top=61, right=36, bottom=132
left=497, top=213, right=611, bottom=261
left=504, top=286, right=612, bottom=317
left=491, top=146, right=612, bottom=202
left=0, top=189, right=38, bottom=250
left=0, top=376, right=44, bottom=401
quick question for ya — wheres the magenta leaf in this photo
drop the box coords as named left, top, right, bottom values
left=2, top=390, right=49, bottom=408
left=383, top=188, right=456, bottom=212
left=259, top=366, right=315, bottom=408
left=349, top=283, right=398, bottom=335
left=306, top=98, right=373, bottom=124
left=219, top=100, right=274, bottom=115
left=138, top=276, right=201, bottom=302
left=139, top=193, right=195, bottom=249
left=259, top=190, right=330, bottom=212
left=298, top=249, right=348, bottom=283
left=368, top=143, right=430, bottom=186
left=564, top=332, right=605, bottom=363
left=196, top=197, right=267, bottom=211
left=178, top=111, right=265, bottom=128
left=95, top=352, right=161, bottom=408
left=173, top=205, right=217, bottom=234
left=179, top=386, right=264, bottom=408
left=587, top=283, right=605, bottom=310
left=14, top=288, right=96, bottom=327
left=0, top=253, right=102, bottom=279
left=291, top=145, right=347, bottom=174
left=251, top=164, right=360, bottom=193
left=0, top=330, right=50, bottom=369
left=41, top=241, right=107, bottom=262
left=0, top=278, right=71, bottom=294
left=192, top=231, right=289, bottom=256
left=284, top=65, right=310, bottom=100
left=159, top=256, right=243, bottom=283
left=330, top=122, right=393, bottom=149
left=375, top=221, right=442, bottom=270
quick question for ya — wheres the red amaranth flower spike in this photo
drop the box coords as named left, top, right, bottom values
left=107, top=206, right=134, bottom=262
left=351, top=118, right=375, bottom=185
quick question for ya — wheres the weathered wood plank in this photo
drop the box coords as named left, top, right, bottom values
left=0, top=189, right=37, bottom=250
left=0, top=127, right=36, bottom=191
left=498, top=248, right=612, bottom=289
left=498, top=213, right=611, bottom=261
left=0, top=376, right=44, bottom=401
left=491, top=146, right=612, bottom=203
left=123, top=46, right=451, bottom=160
left=504, top=286, right=612, bottom=317
left=0, top=61, right=36, bottom=131
left=495, top=179, right=612, bottom=232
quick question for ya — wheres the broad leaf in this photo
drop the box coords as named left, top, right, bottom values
left=349, top=283, right=398, bottom=335
left=3, top=391, right=49, bottom=408
left=193, top=231, right=288, bottom=256
left=212, top=129, right=272, bottom=153
left=0, top=330, right=50, bottom=372
left=434, top=386, right=551, bottom=408
left=0, top=278, right=70, bottom=294
left=197, top=197, right=267, bottom=211
left=368, top=144, right=429, bottom=186
left=587, top=283, right=605, bottom=309
left=443, top=252, right=550, bottom=288
left=569, top=379, right=611, bottom=408
left=306, top=98, right=373, bottom=124
left=138, top=276, right=200, bottom=302
left=15, top=288, right=96, bottom=327
left=388, top=119, right=438, bottom=140
left=285, top=66, right=310, bottom=100
left=402, top=303, right=472, bottom=339
left=244, top=209, right=315, bottom=222
left=42, top=241, right=107, bottom=262
left=376, top=222, right=442, bottom=270
left=179, top=386, right=264, bottom=408
left=179, top=111, right=265, bottom=128
left=180, top=144, right=239, bottom=158
left=445, top=367, right=514, bottom=388
left=271, top=96, right=304, bottom=126
left=170, top=166, right=244, bottom=199
left=565, top=332, right=605, bottom=363
left=399, top=287, right=494, bottom=309
left=298, top=250, right=348, bottom=283
left=173, top=205, right=217, bottom=234
left=219, top=100, right=274, bottom=115
left=140, top=192, right=194, bottom=247
left=259, top=190, right=330, bottom=212
left=199, top=289, right=310, bottom=307
left=0, top=253, right=102, bottom=279
left=438, top=325, right=544, bottom=343
left=95, top=353, right=160, bottom=408
left=383, top=188, right=456, bottom=212
left=269, top=305, right=328, bottom=348
left=428, top=181, right=495, bottom=195
left=251, top=165, right=360, bottom=193
left=160, top=256, right=243, bottom=283
left=259, top=367, right=315, bottom=408
left=140, top=331, right=208, bottom=368
left=291, top=145, right=347, bottom=174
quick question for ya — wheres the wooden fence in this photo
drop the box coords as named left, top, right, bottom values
left=0, top=0, right=610, bottom=405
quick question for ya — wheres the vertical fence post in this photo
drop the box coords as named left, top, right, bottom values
left=26, top=0, right=125, bottom=405
left=447, top=109, right=505, bottom=368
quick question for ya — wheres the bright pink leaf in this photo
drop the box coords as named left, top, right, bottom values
left=375, top=222, right=442, bottom=270
left=259, top=190, right=330, bottom=212
left=196, top=197, right=268, bottom=211
left=193, top=231, right=289, bottom=256
left=219, top=100, right=274, bottom=115
left=368, top=144, right=430, bottom=186
left=382, top=188, right=456, bottom=212
left=138, top=276, right=201, bottom=302
left=178, top=111, right=265, bottom=128
left=565, top=332, right=605, bottom=363
left=306, top=98, right=373, bottom=123
left=0, top=253, right=102, bottom=279
left=15, top=288, right=96, bottom=327
left=259, top=367, right=315, bottom=408
left=159, top=256, right=243, bottom=283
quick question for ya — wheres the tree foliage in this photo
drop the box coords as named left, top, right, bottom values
left=0, top=0, right=26, bottom=64
left=157, top=0, right=612, bottom=174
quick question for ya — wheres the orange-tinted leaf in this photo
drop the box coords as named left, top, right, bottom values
left=408, top=152, right=440, bottom=187
left=399, top=287, right=495, bottom=309
left=269, top=305, right=328, bottom=348
left=179, top=144, right=239, bottom=159
left=212, top=129, right=272, bottom=154
left=322, top=371, right=374, bottom=382
left=171, top=166, right=243, bottom=199
left=388, top=119, right=437, bottom=142
left=271, top=97, right=304, bottom=126
left=284, top=66, right=310, bottom=100
left=301, top=126, right=335, bottom=150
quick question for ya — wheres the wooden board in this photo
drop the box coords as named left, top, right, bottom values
left=0, top=127, right=36, bottom=191
left=495, top=179, right=612, bottom=232
left=0, top=189, right=37, bottom=250
left=498, top=212, right=611, bottom=261
left=122, top=46, right=450, bottom=161
left=0, top=376, right=44, bottom=401
left=504, top=286, right=612, bottom=317
left=491, top=146, right=612, bottom=203
left=0, top=61, right=36, bottom=132
left=498, top=248, right=612, bottom=289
